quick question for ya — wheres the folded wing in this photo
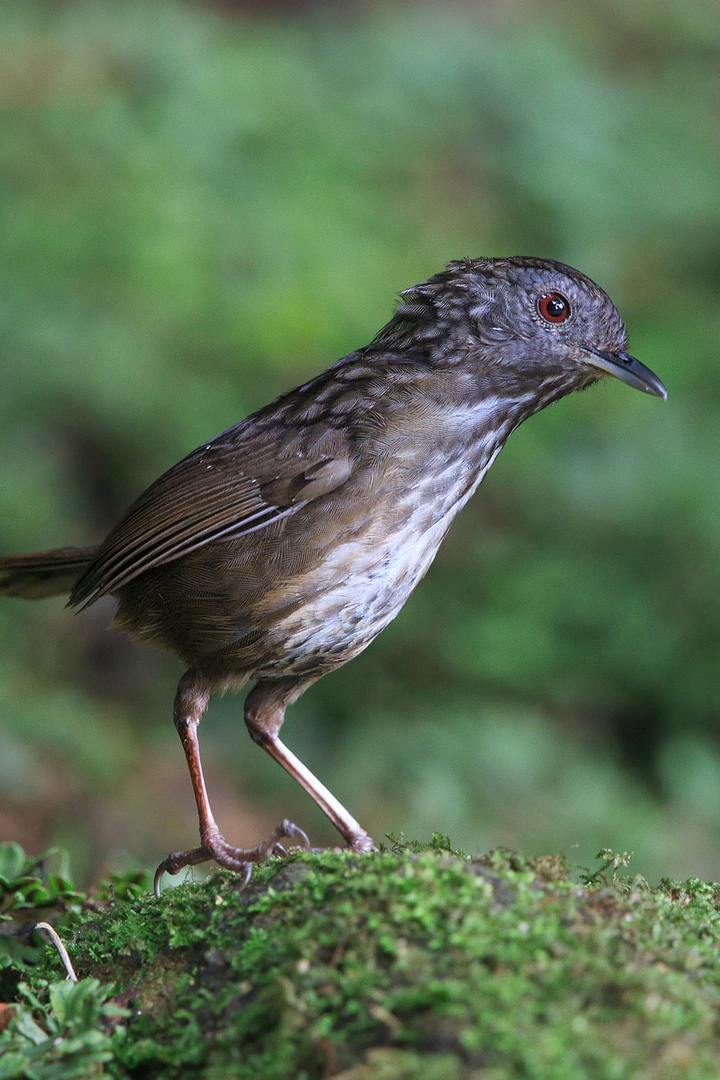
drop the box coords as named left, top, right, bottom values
left=70, top=423, right=354, bottom=608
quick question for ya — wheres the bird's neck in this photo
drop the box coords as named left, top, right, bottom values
left=414, top=364, right=584, bottom=514
left=438, top=361, right=581, bottom=445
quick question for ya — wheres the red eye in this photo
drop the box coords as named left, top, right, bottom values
left=538, top=292, right=570, bottom=323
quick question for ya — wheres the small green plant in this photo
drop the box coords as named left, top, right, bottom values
left=385, top=831, right=469, bottom=858
left=0, top=843, right=143, bottom=1079
left=0, top=978, right=126, bottom=1080
left=0, top=843, right=82, bottom=917
left=0, top=843, right=85, bottom=975
left=579, top=847, right=648, bottom=889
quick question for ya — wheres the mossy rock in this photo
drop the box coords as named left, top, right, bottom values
left=3, top=840, right=720, bottom=1078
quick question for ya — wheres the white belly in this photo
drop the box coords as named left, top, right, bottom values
left=256, top=441, right=503, bottom=677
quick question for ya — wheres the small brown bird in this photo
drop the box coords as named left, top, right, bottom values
left=0, top=257, right=666, bottom=893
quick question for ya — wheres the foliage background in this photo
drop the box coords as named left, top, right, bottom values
left=0, top=0, right=717, bottom=887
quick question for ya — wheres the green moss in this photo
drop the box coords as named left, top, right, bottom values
left=3, top=841, right=720, bottom=1077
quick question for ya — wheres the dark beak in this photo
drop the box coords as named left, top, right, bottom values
left=585, top=349, right=667, bottom=399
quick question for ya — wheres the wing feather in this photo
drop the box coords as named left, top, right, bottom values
left=70, top=422, right=353, bottom=608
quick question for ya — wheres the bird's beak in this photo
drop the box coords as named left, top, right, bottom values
left=584, top=349, right=667, bottom=399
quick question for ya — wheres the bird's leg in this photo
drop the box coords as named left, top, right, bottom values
left=244, top=678, right=376, bottom=854
left=154, top=671, right=309, bottom=895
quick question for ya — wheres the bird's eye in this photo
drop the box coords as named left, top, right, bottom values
left=537, top=292, right=570, bottom=324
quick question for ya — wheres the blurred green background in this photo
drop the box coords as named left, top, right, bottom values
left=0, top=0, right=718, bottom=887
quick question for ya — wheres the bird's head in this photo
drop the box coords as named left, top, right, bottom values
left=377, top=256, right=666, bottom=402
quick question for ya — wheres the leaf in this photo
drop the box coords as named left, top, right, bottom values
left=12, top=1009, right=47, bottom=1047
left=0, top=846, right=29, bottom=888
left=0, top=1051, right=33, bottom=1080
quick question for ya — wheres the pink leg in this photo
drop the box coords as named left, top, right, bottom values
left=244, top=678, right=376, bottom=854
left=154, top=671, right=309, bottom=895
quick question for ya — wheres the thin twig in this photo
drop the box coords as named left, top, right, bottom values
left=35, top=922, right=78, bottom=982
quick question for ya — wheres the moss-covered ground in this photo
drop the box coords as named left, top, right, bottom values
left=2, top=837, right=720, bottom=1078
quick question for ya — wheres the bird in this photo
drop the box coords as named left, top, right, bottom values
left=0, top=257, right=666, bottom=894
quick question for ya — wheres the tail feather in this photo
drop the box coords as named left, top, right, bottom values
left=0, top=546, right=97, bottom=600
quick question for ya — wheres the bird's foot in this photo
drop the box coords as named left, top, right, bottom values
left=306, top=831, right=377, bottom=855
left=347, top=830, right=377, bottom=853
left=153, top=818, right=310, bottom=896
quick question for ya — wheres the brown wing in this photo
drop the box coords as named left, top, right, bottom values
left=69, top=422, right=354, bottom=609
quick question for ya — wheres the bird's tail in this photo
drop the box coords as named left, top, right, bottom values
left=0, top=547, right=97, bottom=600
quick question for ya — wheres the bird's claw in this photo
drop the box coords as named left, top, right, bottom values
left=153, top=819, right=311, bottom=896
left=153, top=859, right=170, bottom=898
left=265, top=819, right=311, bottom=858
left=278, top=818, right=311, bottom=851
